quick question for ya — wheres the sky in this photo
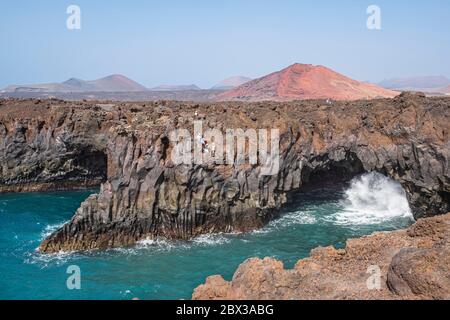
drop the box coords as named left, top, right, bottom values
left=1, top=0, right=449, bottom=89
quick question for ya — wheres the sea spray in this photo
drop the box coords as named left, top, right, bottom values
left=333, top=172, right=414, bottom=225
left=41, top=222, right=66, bottom=239
left=2, top=185, right=414, bottom=299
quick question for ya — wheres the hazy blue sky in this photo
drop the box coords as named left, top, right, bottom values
left=1, top=0, right=449, bottom=88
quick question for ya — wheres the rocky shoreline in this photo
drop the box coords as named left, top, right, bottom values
left=0, top=93, right=449, bottom=253
left=193, top=213, right=450, bottom=300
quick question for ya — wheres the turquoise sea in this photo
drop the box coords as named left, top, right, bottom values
left=0, top=173, right=414, bottom=300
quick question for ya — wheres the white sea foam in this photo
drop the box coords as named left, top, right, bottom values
left=274, top=210, right=317, bottom=226
left=25, top=249, right=80, bottom=268
left=250, top=210, right=317, bottom=235
left=135, top=233, right=232, bottom=250
left=332, top=172, right=414, bottom=225
left=192, top=233, right=232, bottom=246
left=135, top=237, right=178, bottom=251
left=40, top=222, right=65, bottom=240
left=27, top=172, right=413, bottom=267
left=26, top=222, right=71, bottom=266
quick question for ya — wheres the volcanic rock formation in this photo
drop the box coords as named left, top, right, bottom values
left=0, top=93, right=448, bottom=253
left=219, top=63, right=398, bottom=101
left=192, top=212, right=450, bottom=300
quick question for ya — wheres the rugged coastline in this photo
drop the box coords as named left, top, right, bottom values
left=193, top=212, right=450, bottom=300
left=0, top=93, right=449, bottom=253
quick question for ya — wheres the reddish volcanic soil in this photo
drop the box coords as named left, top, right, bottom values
left=218, top=63, right=399, bottom=101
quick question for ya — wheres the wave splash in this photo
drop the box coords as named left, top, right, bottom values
left=333, top=172, right=414, bottom=225
left=27, top=172, right=414, bottom=267
left=40, top=222, right=65, bottom=240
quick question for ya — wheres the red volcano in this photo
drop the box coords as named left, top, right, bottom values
left=218, top=63, right=398, bottom=101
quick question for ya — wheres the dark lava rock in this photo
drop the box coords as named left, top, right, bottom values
left=0, top=97, right=448, bottom=253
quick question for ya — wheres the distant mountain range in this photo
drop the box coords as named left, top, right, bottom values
left=441, top=85, right=450, bottom=94
left=149, top=84, right=201, bottom=91
left=3, top=74, right=147, bottom=93
left=2, top=76, right=245, bottom=93
left=5, top=65, right=449, bottom=101
left=218, top=64, right=397, bottom=101
left=378, top=76, right=450, bottom=94
left=212, top=76, right=252, bottom=90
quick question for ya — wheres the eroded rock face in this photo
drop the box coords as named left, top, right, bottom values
left=192, top=213, right=450, bottom=300
left=0, top=100, right=110, bottom=192
left=0, top=93, right=449, bottom=253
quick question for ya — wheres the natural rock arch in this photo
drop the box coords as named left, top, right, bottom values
left=0, top=96, right=448, bottom=253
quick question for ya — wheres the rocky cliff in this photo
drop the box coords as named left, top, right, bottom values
left=192, top=212, right=450, bottom=300
left=0, top=93, right=448, bottom=253
left=0, top=99, right=111, bottom=192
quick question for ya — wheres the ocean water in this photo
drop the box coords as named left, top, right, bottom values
left=0, top=173, right=414, bottom=300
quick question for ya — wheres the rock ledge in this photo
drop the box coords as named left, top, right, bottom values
left=192, top=213, right=450, bottom=300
